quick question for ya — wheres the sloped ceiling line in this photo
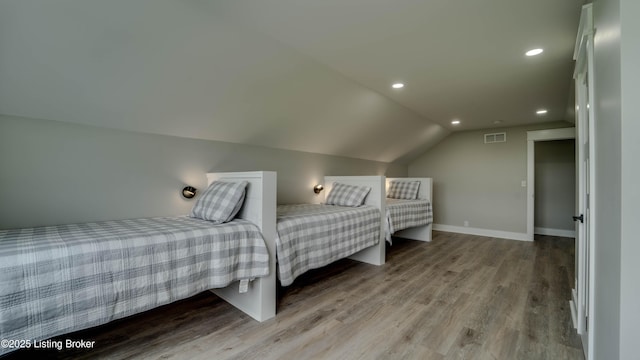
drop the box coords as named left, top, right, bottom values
left=0, top=0, right=582, bottom=163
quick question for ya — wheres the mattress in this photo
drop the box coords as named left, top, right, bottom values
left=385, top=199, right=433, bottom=242
left=0, top=217, right=268, bottom=354
left=276, top=204, right=380, bottom=286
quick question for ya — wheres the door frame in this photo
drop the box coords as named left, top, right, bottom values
left=526, top=127, right=576, bottom=241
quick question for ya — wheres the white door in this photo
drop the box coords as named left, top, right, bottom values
left=573, top=4, right=595, bottom=358
left=575, top=71, right=591, bottom=352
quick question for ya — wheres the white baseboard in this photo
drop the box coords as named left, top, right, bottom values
left=534, top=227, right=576, bottom=238
left=432, top=224, right=531, bottom=242
left=570, top=289, right=578, bottom=330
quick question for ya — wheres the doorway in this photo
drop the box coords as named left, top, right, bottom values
left=526, top=127, right=576, bottom=241
left=534, top=139, right=576, bottom=238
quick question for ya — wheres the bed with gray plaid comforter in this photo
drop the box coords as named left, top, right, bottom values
left=0, top=217, right=268, bottom=354
left=276, top=204, right=380, bottom=286
left=385, top=199, right=433, bottom=242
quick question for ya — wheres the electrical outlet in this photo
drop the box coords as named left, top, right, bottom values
left=464, top=220, right=469, bottom=227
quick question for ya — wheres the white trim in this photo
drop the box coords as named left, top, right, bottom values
left=585, top=7, right=597, bottom=357
left=571, top=289, right=579, bottom=329
left=433, top=224, right=530, bottom=242
left=527, top=140, right=535, bottom=241
left=573, top=3, right=593, bottom=77
left=527, top=127, right=576, bottom=142
left=534, top=227, right=576, bottom=238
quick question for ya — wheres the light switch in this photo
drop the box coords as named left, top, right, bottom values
left=521, top=180, right=527, bottom=187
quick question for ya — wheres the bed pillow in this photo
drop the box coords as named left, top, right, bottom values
left=325, top=182, right=371, bottom=207
left=190, top=180, right=248, bottom=223
left=387, top=180, right=420, bottom=200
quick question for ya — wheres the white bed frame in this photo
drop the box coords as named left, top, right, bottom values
left=386, top=177, right=433, bottom=242
left=206, top=171, right=277, bottom=322
left=207, top=173, right=385, bottom=320
left=324, top=175, right=386, bottom=265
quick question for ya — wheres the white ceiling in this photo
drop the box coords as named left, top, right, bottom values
left=0, top=0, right=584, bottom=163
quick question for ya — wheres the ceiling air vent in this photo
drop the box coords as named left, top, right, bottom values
left=484, top=132, right=506, bottom=144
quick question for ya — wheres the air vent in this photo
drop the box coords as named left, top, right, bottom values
left=484, top=132, right=506, bottom=144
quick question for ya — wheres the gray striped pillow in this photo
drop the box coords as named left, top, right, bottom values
left=387, top=180, right=420, bottom=200
left=190, top=180, right=248, bottom=223
left=325, top=182, right=371, bottom=207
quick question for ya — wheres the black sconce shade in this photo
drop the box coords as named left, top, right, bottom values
left=313, top=184, right=324, bottom=194
left=182, top=186, right=197, bottom=199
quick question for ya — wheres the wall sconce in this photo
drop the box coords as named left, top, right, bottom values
left=313, top=184, right=324, bottom=194
left=182, top=186, right=197, bottom=199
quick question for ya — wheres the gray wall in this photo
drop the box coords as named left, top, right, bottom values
left=592, top=0, right=640, bottom=358
left=593, top=0, right=621, bottom=358
left=619, top=0, right=640, bottom=357
left=0, top=115, right=406, bottom=229
left=534, top=139, right=575, bottom=231
left=408, top=122, right=572, bottom=234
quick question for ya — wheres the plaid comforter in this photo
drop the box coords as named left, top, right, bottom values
left=0, top=217, right=268, bottom=354
left=385, top=199, right=433, bottom=242
left=275, top=204, right=380, bottom=286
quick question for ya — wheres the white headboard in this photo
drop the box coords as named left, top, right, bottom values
left=205, top=171, right=277, bottom=322
left=386, top=177, right=433, bottom=202
left=206, top=171, right=277, bottom=232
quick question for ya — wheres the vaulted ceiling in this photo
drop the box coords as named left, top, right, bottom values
left=0, top=0, right=584, bottom=163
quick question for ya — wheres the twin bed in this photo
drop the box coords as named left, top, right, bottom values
left=276, top=176, right=386, bottom=286
left=385, top=177, right=434, bottom=243
left=0, top=172, right=277, bottom=357
left=0, top=172, right=431, bottom=356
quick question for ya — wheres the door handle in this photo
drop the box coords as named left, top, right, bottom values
left=573, top=214, right=584, bottom=223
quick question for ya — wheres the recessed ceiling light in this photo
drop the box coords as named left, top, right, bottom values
left=451, top=120, right=461, bottom=125
left=392, top=83, right=404, bottom=89
left=526, top=48, right=544, bottom=56
left=493, top=120, right=502, bottom=124
left=536, top=109, right=548, bottom=115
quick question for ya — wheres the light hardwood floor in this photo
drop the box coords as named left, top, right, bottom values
left=6, top=232, right=584, bottom=360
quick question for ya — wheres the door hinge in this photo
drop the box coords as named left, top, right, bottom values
left=586, top=316, right=589, bottom=332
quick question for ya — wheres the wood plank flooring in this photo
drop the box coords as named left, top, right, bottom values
left=5, top=232, right=583, bottom=360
